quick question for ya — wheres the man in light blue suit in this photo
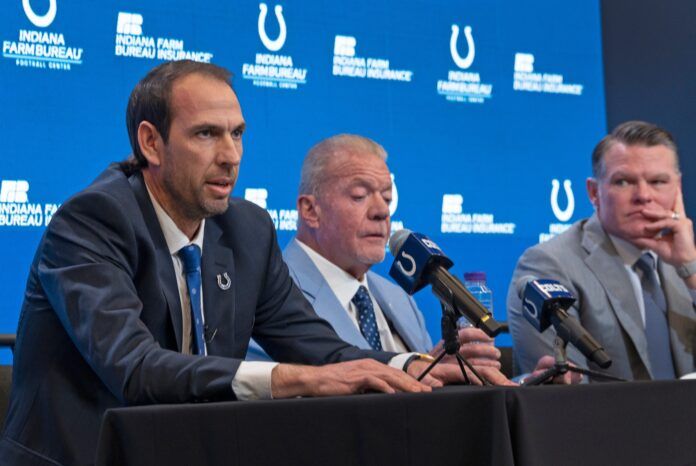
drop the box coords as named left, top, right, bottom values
left=247, top=134, right=565, bottom=384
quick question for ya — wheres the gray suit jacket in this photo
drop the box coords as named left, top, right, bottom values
left=507, top=214, right=695, bottom=380
left=247, top=238, right=432, bottom=361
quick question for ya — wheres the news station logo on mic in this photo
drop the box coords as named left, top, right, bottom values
left=521, top=279, right=574, bottom=332
left=242, top=3, right=308, bottom=90
left=388, top=230, right=452, bottom=294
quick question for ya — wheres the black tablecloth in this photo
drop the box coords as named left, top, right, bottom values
left=96, top=381, right=696, bottom=466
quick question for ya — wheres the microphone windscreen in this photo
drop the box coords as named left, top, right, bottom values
left=388, top=229, right=411, bottom=256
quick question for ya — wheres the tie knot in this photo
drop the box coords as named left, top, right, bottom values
left=178, top=244, right=201, bottom=274
left=352, top=285, right=371, bottom=306
left=636, top=252, right=657, bottom=275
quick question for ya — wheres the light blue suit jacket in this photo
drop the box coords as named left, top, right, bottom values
left=247, top=238, right=433, bottom=361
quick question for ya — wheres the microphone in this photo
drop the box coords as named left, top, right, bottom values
left=388, top=229, right=503, bottom=337
left=517, top=276, right=612, bottom=369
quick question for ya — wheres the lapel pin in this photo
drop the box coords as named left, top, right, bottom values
left=217, top=272, right=231, bottom=290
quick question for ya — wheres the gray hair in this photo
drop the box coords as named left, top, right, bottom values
left=299, top=134, right=388, bottom=196
left=592, top=120, right=679, bottom=178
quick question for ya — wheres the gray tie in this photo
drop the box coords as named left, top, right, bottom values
left=635, top=253, right=676, bottom=379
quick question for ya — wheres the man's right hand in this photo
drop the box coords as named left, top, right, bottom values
left=429, top=327, right=502, bottom=368
left=270, top=359, right=432, bottom=399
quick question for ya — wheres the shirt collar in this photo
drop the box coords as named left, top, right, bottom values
left=146, top=184, right=205, bottom=256
left=608, top=234, right=655, bottom=269
left=296, top=239, right=369, bottom=309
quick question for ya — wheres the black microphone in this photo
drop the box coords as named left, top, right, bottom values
left=516, top=276, right=611, bottom=369
left=388, top=229, right=503, bottom=337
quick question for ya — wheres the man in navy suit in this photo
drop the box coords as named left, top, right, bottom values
left=0, top=61, right=455, bottom=466
left=247, top=134, right=567, bottom=385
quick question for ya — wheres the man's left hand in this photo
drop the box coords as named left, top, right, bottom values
left=636, top=188, right=696, bottom=267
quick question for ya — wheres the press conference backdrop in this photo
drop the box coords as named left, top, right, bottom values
left=0, top=0, right=606, bottom=363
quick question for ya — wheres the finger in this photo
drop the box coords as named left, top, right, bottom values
left=674, top=186, right=686, bottom=215
left=359, top=375, right=397, bottom=394
left=639, top=207, right=677, bottom=220
left=642, top=219, right=679, bottom=233
left=418, top=373, right=444, bottom=388
left=375, top=369, right=431, bottom=393
left=459, top=342, right=500, bottom=358
left=478, top=367, right=517, bottom=386
left=460, top=358, right=501, bottom=369
left=457, top=327, right=494, bottom=344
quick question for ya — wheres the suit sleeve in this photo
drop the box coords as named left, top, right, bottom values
left=506, top=245, right=589, bottom=375
left=38, top=189, right=239, bottom=404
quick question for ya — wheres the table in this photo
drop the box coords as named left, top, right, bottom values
left=96, top=380, right=696, bottom=466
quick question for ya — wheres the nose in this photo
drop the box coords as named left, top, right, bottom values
left=369, top=193, right=390, bottom=221
left=217, top=133, right=242, bottom=167
left=633, top=180, right=653, bottom=204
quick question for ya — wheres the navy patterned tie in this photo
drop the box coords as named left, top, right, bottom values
left=352, top=285, right=383, bottom=351
left=178, top=244, right=207, bottom=356
left=635, top=253, right=675, bottom=379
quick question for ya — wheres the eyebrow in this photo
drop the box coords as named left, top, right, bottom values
left=190, top=121, right=246, bottom=133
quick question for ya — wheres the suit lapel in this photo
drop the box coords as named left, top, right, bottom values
left=129, top=172, right=184, bottom=351
left=582, top=215, right=651, bottom=373
left=659, top=263, right=695, bottom=375
left=201, top=219, right=236, bottom=355
left=283, top=239, right=371, bottom=349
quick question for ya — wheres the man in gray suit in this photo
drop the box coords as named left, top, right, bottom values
left=249, top=134, right=571, bottom=384
left=508, top=121, right=696, bottom=381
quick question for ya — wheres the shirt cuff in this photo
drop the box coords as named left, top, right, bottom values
left=389, top=352, right=419, bottom=371
left=231, top=361, right=278, bottom=400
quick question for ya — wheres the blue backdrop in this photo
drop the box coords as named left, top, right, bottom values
left=0, top=0, right=606, bottom=363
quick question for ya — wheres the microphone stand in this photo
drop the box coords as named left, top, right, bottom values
left=522, top=335, right=627, bottom=385
left=416, top=302, right=492, bottom=386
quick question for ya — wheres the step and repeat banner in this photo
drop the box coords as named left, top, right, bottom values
left=0, top=0, right=606, bottom=361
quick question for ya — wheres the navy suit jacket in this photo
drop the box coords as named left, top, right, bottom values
left=0, top=164, right=390, bottom=466
left=247, top=238, right=432, bottom=361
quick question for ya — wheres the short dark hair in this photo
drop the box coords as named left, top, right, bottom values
left=591, top=120, right=679, bottom=178
left=125, top=60, right=233, bottom=168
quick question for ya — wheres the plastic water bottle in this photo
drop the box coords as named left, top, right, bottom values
left=460, top=271, right=493, bottom=327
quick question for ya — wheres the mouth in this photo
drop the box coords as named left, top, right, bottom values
left=205, top=178, right=233, bottom=196
left=361, top=232, right=388, bottom=240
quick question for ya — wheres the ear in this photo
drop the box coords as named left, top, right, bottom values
left=137, top=121, right=165, bottom=167
left=297, top=194, right=321, bottom=229
left=586, top=177, right=599, bottom=209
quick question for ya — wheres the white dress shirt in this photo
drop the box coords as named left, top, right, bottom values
left=147, top=187, right=276, bottom=400
left=296, top=240, right=414, bottom=370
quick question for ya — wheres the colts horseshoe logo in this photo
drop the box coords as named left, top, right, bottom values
left=550, top=179, right=575, bottom=222
left=258, top=3, right=287, bottom=52
left=450, top=24, right=475, bottom=69
left=396, top=252, right=417, bottom=277
left=217, top=272, right=231, bottom=291
left=23, top=0, right=57, bottom=28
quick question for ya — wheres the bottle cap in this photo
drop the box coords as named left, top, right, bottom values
left=464, top=271, right=487, bottom=282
